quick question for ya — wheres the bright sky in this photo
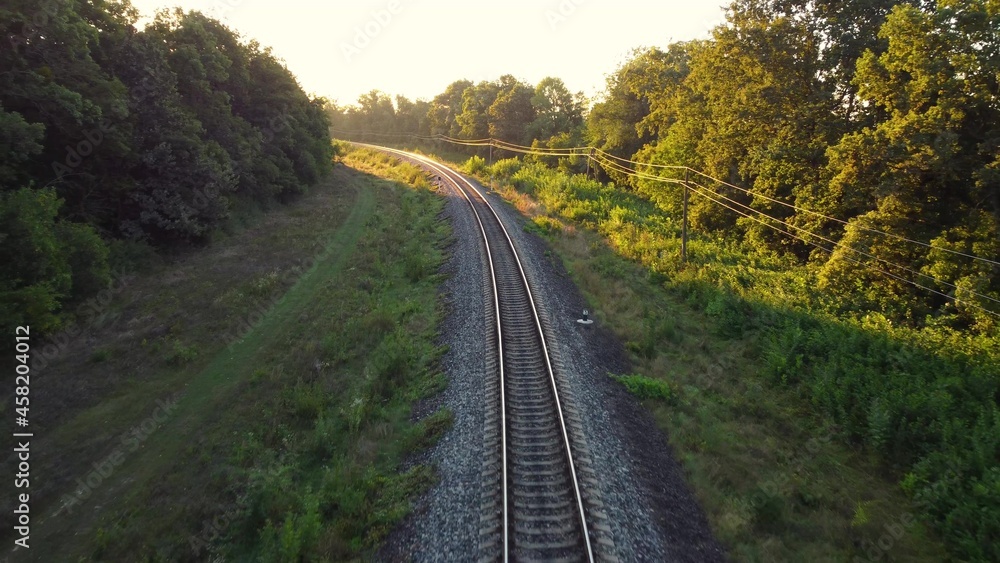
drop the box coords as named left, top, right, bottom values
left=128, top=0, right=728, bottom=106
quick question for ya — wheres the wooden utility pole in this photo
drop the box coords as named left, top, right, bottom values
left=682, top=168, right=689, bottom=264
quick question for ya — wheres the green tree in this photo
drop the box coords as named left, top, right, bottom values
left=109, top=21, right=234, bottom=242
left=488, top=75, right=535, bottom=146
left=456, top=80, right=499, bottom=140
left=586, top=48, right=661, bottom=171
left=0, top=188, right=109, bottom=334
left=395, top=96, right=430, bottom=136
left=243, top=43, right=332, bottom=195
left=683, top=6, right=830, bottom=244
left=352, top=90, right=396, bottom=135
left=0, top=103, right=44, bottom=188
left=0, top=0, right=331, bottom=333
left=749, top=0, right=934, bottom=124
left=428, top=79, right=472, bottom=137
left=0, top=0, right=131, bottom=225
left=528, top=77, right=582, bottom=143
left=823, top=1, right=1000, bottom=327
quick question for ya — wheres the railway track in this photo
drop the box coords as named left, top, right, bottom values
left=361, top=144, right=615, bottom=562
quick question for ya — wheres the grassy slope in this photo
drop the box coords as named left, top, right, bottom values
left=370, top=144, right=958, bottom=562
left=553, top=231, right=949, bottom=562
left=18, top=151, right=451, bottom=561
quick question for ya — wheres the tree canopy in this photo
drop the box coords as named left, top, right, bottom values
left=1, top=0, right=332, bottom=335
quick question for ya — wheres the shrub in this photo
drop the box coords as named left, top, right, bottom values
left=0, top=187, right=111, bottom=334
left=366, top=329, right=419, bottom=401
left=489, top=157, right=522, bottom=178
left=165, top=339, right=198, bottom=366
left=56, top=220, right=111, bottom=305
left=0, top=188, right=69, bottom=331
left=463, top=155, right=486, bottom=175
left=704, top=290, right=750, bottom=338
left=612, top=374, right=677, bottom=403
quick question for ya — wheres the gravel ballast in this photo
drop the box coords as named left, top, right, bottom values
left=378, top=153, right=725, bottom=562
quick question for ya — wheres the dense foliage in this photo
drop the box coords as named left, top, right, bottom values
left=333, top=0, right=999, bottom=334
left=620, top=0, right=1000, bottom=333
left=1, top=0, right=332, bottom=335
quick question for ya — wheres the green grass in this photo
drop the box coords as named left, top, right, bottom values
left=612, top=374, right=678, bottom=403
left=22, top=148, right=452, bottom=561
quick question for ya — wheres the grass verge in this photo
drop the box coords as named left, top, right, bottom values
left=16, top=148, right=451, bottom=561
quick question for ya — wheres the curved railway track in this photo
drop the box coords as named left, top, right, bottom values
left=361, top=144, right=615, bottom=562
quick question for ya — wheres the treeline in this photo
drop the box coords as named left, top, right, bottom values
left=328, top=75, right=586, bottom=153
left=1, top=0, right=333, bottom=334
left=333, top=0, right=1000, bottom=333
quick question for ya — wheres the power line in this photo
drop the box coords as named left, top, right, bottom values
left=590, top=152, right=687, bottom=187
left=610, top=153, right=1000, bottom=269
left=600, top=146, right=1000, bottom=269
left=597, top=149, right=688, bottom=171
left=685, top=182, right=1000, bottom=319
left=684, top=178, right=1000, bottom=309
left=602, top=157, right=1000, bottom=315
left=330, top=129, right=437, bottom=141
left=331, top=129, right=1000, bottom=268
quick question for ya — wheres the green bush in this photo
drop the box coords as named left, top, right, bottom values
left=489, top=157, right=523, bottom=178
left=613, top=374, right=677, bottom=403
left=704, top=290, right=750, bottom=338
left=366, top=328, right=419, bottom=401
left=256, top=489, right=322, bottom=562
left=403, top=252, right=428, bottom=282
left=463, top=155, right=486, bottom=175
left=0, top=187, right=112, bottom=334
left=627, top=313, right=681, bottom=359
left=165, top=339, right=198, bottom=366
left=56, top=221, right=111, bottom=305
